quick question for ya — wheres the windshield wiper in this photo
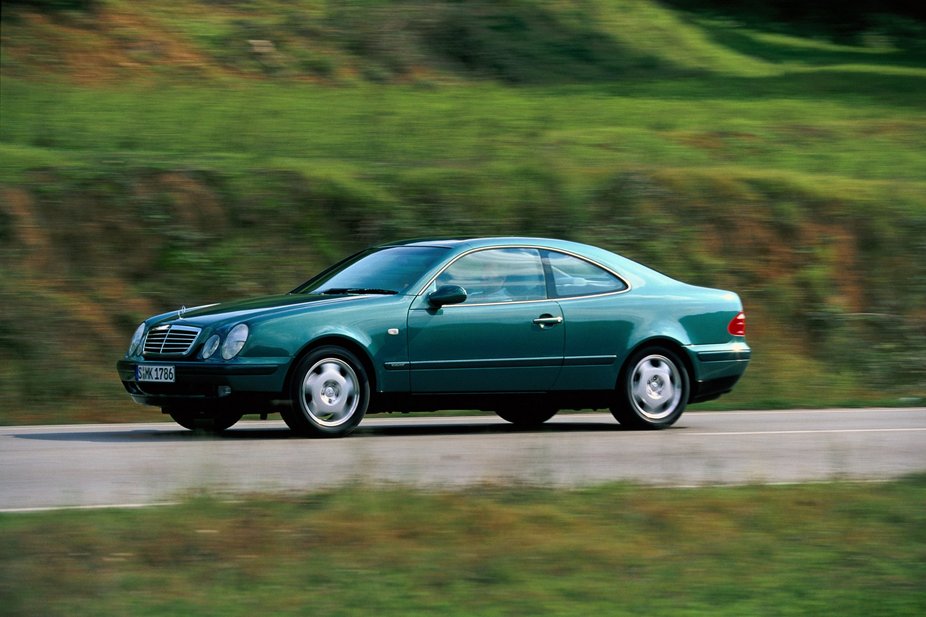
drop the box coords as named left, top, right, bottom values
left=319, top=288, right=398, bottom=295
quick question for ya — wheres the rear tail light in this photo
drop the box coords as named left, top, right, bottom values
left=728, top=311, right=746, bottom=336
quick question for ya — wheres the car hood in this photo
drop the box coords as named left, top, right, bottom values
left=152, top=293, right=385, bottom=328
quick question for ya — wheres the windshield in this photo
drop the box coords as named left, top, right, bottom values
left=292, top=246, right=449, bottom=295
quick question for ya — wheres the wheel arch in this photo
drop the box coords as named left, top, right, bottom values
left=283, top=335, right=378, bottom=398
left=620, top=336, right=696, bottom=401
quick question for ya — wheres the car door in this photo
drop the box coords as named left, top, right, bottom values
left=541, top=249, right=633, bottom=390
left=407, top=247, right=564, bottom=392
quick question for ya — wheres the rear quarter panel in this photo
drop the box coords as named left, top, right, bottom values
left=555, top=275, right=744, bottom=391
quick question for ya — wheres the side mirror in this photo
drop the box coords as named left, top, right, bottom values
left=428, top=285, right=467, bottom=307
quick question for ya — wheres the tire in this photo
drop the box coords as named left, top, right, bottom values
left=495, top=406, right=558, bottom=427
left=611, top=346, right=689, bottom=429
left=167, top=409, right=242, bottom=433
left=282, top=346, right=370, bottom=437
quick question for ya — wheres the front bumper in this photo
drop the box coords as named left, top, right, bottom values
left=116, top=359, right=290, bottom=411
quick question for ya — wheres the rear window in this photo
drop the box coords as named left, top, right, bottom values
left=543, top=250, right=627, bottom=298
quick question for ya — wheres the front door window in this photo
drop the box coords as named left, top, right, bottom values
left=436, top=248, right=547, bottom=304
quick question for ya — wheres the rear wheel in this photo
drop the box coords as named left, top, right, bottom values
left=282, top=346, right=370, bottom=437
left=495, top=406, right=558, bottom=427
left=611, top=347, right=689, bottom=429
left=167, top=409, right=242, bottom=433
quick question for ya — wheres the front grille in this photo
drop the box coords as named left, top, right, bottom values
left=143, top=324, right=201, bottom=356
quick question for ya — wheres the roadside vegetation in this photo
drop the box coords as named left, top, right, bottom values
left=1, top=1, right=925, bottom=423
left=2, top=477, right=924, bottom=616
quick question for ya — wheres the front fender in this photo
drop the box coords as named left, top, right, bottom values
left=245, top=296, right=412, bottom=393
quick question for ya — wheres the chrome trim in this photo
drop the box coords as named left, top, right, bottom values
left=439, top=297, right=559, bottom=308
left=540, top=247, right=632, bottom=299
left=696, top=350, right=752, bottom=362
left=143, top=324, right=201, bottom=356
left=408, top=356, right=562, bottom=370
left=563, top=355, right=617, bottom=366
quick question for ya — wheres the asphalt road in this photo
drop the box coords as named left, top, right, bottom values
left=1, top=408, right=925, bottom=511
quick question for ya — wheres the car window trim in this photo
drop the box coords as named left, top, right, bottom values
left=423, top=246, right=548, bottom=307
left=539, top=249, right=631, bottom=300
left=415, top=244, right=632, bottom=306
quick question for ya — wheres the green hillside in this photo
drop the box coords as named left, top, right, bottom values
left=1, top=0, right=925, bottom=423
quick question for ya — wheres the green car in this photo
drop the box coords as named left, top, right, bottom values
left=117, top=237, right=750, bottom=436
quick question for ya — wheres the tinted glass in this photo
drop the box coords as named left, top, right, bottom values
left=544, top=250, right=627, bottom=297
left=436, top=248, right=546, bottom=304
left=295, top=246, right=449, bottom=295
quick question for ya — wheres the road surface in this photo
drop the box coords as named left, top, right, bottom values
left=1, top=408, right=925, bottom=511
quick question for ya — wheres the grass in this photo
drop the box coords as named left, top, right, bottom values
left=0, top=1, right=925, bottom=422
left=2, top=77, right=925, bottom=181
left=1, top=477, right=925, bottom=616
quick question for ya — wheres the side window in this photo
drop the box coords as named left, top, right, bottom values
left=436, top=248, right=546, bottom=304
left=544, top=250, right=627, bottom=298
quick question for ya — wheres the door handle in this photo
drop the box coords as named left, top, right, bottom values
left=533, top=315, right=563, bottom=328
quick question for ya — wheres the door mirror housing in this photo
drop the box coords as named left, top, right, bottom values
left=428, top=285, right=467, bottom=307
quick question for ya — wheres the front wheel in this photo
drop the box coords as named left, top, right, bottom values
left=611, top=347, right=689, bottom=429
left=282, top=346, right=370, bottom=437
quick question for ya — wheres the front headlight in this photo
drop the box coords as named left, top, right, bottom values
left=221, top=324, right=249, bottom=360
left=128, top=323, right=146, bottom=356
left=201, top=334, right=221, bottom=359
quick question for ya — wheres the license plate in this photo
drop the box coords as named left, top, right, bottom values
left=136, top=365, right=175, bottom=383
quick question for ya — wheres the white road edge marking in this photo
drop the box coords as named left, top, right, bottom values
left=693, top=408, right=925, bottom=416
left=0, top=502, right=180, bottom=514
left=681, top=428, right=926, bottom=436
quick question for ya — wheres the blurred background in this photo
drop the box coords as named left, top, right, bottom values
left=1, top=0, right=924, bottom=424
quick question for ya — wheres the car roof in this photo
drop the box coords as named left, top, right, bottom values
left=382, top=236, right=589, bottom=252
left=379, top=236, right=680, bottom=289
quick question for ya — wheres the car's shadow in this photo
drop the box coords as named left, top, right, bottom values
left=13, top=417, right=633, bottom=444
left=353, top=419, right=628, bottom=438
